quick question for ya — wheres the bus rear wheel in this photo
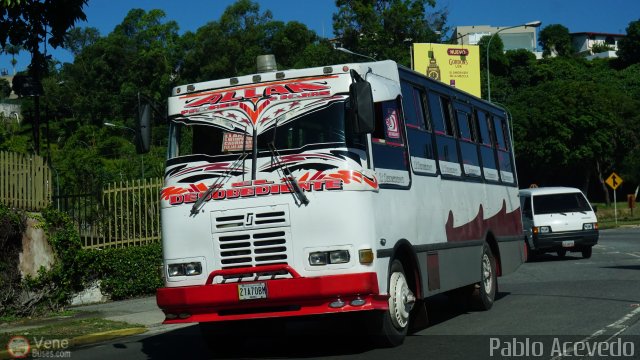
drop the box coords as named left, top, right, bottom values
left=372, top=260, right=414, bottom=347
left=471, top=243, right=497, bottom=311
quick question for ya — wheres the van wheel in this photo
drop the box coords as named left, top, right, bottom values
left=371, top=260, right=413, bottom=347
left=524, top=240, right=535, bottom=262
left=557, top=249, right=567, bottom=258
left=471, top=243, right=497, bottom=311
left=581, top=247, right=592, bottom=259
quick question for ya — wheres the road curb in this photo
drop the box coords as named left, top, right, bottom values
left=0, top=327, right=147, bottom=359
left=69, top=327, right=148, bottom=347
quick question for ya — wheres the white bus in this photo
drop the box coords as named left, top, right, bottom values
left=155, top=55, right=524, bottom=347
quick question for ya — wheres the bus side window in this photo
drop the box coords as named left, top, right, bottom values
left=401, top=82, right=436, bottom=175
left=475, top=110, right=499, bottom=182
left=493, top=116, right=515, bottom=184
left=371, top=98, right=410, bottom=187
left=431, top=93, right=461, bottom=176
left=455, top=103, right=481, bottom=178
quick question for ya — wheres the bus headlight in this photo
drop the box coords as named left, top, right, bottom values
left=329, top=250, right=350, bottom=264
left=185, top=262, right=202, bottom=276
left=168, top=262, right=203, bottom=277
left=309, top=250, right=351, bottom=266
left=168, top=264, right=185, bottom=277
left=309, top=252, right=328, bottom=266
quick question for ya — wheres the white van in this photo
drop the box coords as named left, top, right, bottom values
left=519, top=187, right=599, bottom=259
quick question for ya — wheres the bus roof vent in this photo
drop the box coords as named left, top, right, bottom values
left=257, top=55, right=277, bottom=73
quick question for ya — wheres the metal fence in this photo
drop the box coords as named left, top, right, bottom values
left=54, top=177, right=163, bottom=249
left=0, top=151, right=52, bottom=211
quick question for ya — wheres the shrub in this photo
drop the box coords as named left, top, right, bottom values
left=22, top=208, right=87, bottom=314
left=89, top=242, right=163, bottom=300
left=0, top=204, right=25, bottom=317
left=1, top=205, right=163, bottom=316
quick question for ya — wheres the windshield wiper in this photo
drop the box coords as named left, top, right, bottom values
left=267, top=142, right=310, bottom=206
left=190, top=149, right=248, bottom=216
left=191, top=125, right=247, bottom=216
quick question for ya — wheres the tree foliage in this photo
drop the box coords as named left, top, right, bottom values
left=539, top=24, right=573, bottom=57
left=1, top=0, right=640, bottom=203
left=332, top=0, right=445, bottom=66
left=0, top=78, right=10, bottom=98
left=617, top=19, right=640, bottom=67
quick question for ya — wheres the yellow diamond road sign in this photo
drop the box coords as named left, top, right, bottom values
left=605, top=172, right=623, bottom=190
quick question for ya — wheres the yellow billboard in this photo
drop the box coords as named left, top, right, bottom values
left=412, top=43, right=481, bottom=98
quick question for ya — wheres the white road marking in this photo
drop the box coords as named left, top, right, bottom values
left=549, top=306, right=640, bottom=359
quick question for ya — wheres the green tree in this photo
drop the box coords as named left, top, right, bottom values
left=332, top=0, right=444, bottom=66
left=539, top=24, right=573, bottom=57
left=0, top=0, right=88, bottom=154
left=508, top=59, right=639, bottom=201
left=617, top=19, right=640, bottom=66
left=181, top=0, right=275, bottom=82
left=0, top=78, right=10, bottom=98
left=2, top=44, right=21, bottom=74
left=63, top=26, right=100, bottom=56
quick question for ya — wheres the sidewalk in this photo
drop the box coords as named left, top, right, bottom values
left=0, top=296, right=188, bottom=359
left=71, top=296, right=165, bottom=328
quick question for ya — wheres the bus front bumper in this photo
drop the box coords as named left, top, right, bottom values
left=156, top=265, right=387, bottom=323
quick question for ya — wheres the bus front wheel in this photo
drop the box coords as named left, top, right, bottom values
left=372, top=259, right=414, bottom=347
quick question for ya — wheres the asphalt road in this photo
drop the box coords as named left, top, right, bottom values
left=70, top=228, right=640, bottom=360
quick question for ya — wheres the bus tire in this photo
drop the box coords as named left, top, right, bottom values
left=471, top=243, right=497, bottom=311
left=372, top=259, right=413, bottom=347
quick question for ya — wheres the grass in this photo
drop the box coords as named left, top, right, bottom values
left=0, top=317, right=144, bottom=353
left=593, top=202, right=640, bottom=229
left=0, top=309, right=79, bottom=324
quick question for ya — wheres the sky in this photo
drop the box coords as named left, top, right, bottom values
left=2, top=0, right=639, bottom=75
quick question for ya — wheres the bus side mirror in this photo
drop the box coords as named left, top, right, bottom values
left=137, top=103, right=151, bottom=154
left=349, top=81, right=375, bottom=134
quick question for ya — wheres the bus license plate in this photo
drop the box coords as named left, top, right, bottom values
left=238, top=282, right=267, bottom=300
left=562, top=240, right=574, bottom=248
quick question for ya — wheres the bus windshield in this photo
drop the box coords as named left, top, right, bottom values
left=168, top=100, right=352, bottom=160
left=256, top=101, right=347, bottom=152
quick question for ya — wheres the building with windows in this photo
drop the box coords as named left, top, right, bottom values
left=453, top=25, right=540, bottom=56
left=571, top=32, right=624, bottom=59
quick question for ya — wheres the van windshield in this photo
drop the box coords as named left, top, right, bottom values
left=533, top=193, right=592, bottom=215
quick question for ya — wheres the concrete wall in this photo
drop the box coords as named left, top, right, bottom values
left=18, top=216, right=54, bottom=278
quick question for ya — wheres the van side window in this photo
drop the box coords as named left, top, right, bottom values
left=401, top=82, right=437, bottom=175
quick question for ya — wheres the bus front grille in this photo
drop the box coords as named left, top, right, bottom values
left=215, top=228, right=291, bottom=278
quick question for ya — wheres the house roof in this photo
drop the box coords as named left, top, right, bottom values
left=570, top=32, right=625, bottom=37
